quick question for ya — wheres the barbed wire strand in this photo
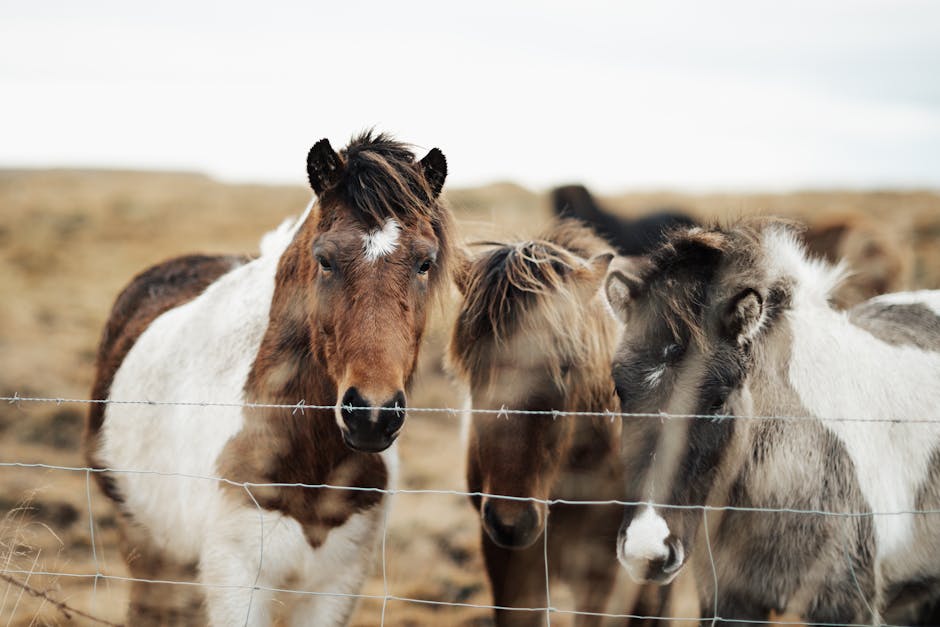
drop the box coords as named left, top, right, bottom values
left=4, top=394, right=940, bottom=425
left=0, top=573, right=122, bottom=627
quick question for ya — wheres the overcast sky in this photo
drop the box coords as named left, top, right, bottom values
left=2, top=1, right=939, bottom=192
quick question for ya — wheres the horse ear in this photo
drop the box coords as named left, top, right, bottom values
left=604, top=268, right=642, bottom=323
left=722, top=289, right=764, bottom=342
left=307, top=138, right=343, bottom=196
left=576, top=252, right=613, bottom=287
left=571, top=252, right=614, bottom=302
left=420, top=148, right=447, bottom=198
left=453, top=248, right=472, bottom=296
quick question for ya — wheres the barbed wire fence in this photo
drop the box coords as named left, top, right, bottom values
left=1, top=393, right=937, bottom=626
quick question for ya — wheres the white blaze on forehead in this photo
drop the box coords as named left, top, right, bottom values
left=619, top=505, right=671, bottom=580
left=362, top=219, right=401, bottom=261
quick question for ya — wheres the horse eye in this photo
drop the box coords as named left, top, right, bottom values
left=663, top=343, right=685, bottom=362
left=317, top=255, right=332, bottom=272
left=417, top=259, right=433, bottom=275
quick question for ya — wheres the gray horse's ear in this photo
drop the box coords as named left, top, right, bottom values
left=420, top=148, right=447, bottom=198
left=723, top=288, right=764, bottom=342
left=307, top=138, right=343, bottom=196
left=604, top=269, right=642, bottom=323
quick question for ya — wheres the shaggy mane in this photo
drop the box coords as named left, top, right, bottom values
left=450, top=221, right=614, bottom=389
left=327, top=130, right=443, bottom=228
left=312, top=130, right=454, bottom=292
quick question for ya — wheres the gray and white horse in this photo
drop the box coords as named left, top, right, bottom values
left=604, top=220, right=940, bottom=625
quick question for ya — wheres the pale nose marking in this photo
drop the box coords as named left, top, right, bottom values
left=619, top=505, right=671, bottom=579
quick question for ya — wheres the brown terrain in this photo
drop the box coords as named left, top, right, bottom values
left=1, top=169, right=939, bottom=625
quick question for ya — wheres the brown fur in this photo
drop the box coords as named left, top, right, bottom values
left=449, top=221, right=655, bottom=626
left=219, top=132, right=455, bottom=546
left=84, top=132, right=455, bottom=622
left=802, top=212, right=911, bottom=308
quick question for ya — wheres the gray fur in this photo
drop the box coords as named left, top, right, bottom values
left=611, top=222, right=940, bottom=626
left=849, top=301, right=940, bottom=351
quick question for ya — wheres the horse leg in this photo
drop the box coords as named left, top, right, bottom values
left=118, top=513, right=205, bottom=626
left=199, top=505, right=279, bottom=627
left=697, top=591, right=771, bottom=627
left=286, top=506, right=385, bottom=627
left=481, top=529, right=550, bottom=627
left=550, top=503, right=621, bottom=627
left=627, top=584, right=673, bottom=627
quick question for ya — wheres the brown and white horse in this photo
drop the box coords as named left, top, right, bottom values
left=84, top=132, right=454, bottom=626
left=449, top=221, right=654, bottom=626
left=605, top=220, right=940, bottom=625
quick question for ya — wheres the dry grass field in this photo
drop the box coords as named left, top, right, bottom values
left=1, top=169, right=939, bottom=625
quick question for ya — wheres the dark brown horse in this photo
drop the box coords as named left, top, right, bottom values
left=84, top=132, right=454, bottom=626
left=552, top=184, right=697, bottom=256
left=449, top=221, right=656, bottom=626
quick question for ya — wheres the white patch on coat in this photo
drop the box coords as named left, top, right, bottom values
left=98, top=206, right=392, bottom=625
left=870, top=290, right=940, bottom=318
left=200, top=503, right=386, bottom=626
left=362, top=219, right=401, bottom=261
left=762, top=227, right=848, bottom=307
left=618, top=505, right=671, bottom=581
left=787, top=291, right=940, bottom=572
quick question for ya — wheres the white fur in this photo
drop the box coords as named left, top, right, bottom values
left=644, top=364, right=666, bottom=389
left=762, top=227, right=848, bottom=307
left=99, top=206, right=394, bottom=626
left=788, top=304, right=940, bottom=560
left=619, top=505, right=672, bottom=582
left=362, top=219, right=400, bottom=261
left=766, top=231, right=940, bottom=567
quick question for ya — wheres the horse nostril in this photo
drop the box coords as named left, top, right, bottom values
left=481, top=500, right=540, bottom=548
left=341, top=387, right=367, bottom=415
left=380, top=391, right=406, bottom=436
left=662, top=535, right=684, bottom=574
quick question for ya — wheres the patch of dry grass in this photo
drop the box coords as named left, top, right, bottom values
left=1, top=169, right=939, bottom=625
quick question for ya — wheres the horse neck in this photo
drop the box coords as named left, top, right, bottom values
left=244, top=234, right=337, bottom=420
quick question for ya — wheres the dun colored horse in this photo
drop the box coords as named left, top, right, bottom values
left=449, top=221, right=654, bottom=626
